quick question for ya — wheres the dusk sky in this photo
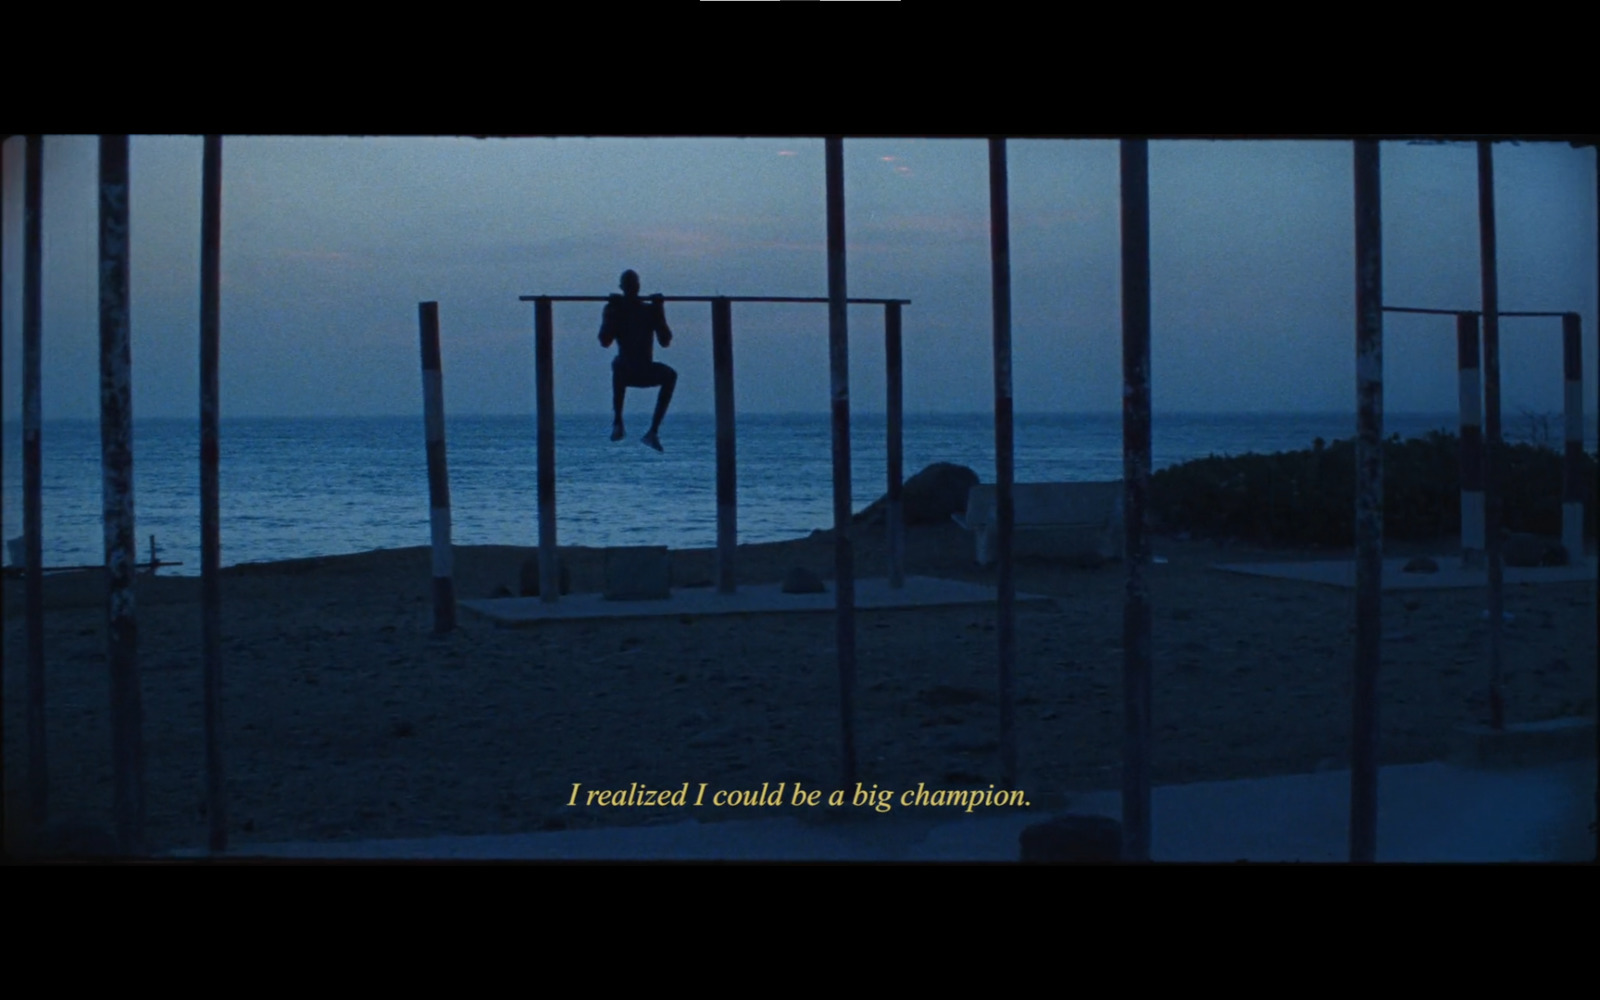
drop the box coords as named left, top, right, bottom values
left=2, top=135, right=1595, bottom=423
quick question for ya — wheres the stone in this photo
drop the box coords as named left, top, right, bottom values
left=518, top=554, right=571, bottom=597
left=1402, top=555, right=1439, bottom=574
left=782, top=566, right=826, bottom=594
left=1019, top=814, right=1124, bottom=862
left=902, top=462, right=981, bottom=525
left=1503, top=533, right=1567, bottom=568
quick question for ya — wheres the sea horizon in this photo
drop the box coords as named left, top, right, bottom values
left=4, top=410, right=1595, bottom=576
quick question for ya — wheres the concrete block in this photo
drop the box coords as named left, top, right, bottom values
left=959, top=481, right=1125, bottom=567
left=604, top=546, right=671, bottom=601
left=1451, top=717, right=1597, bottom=769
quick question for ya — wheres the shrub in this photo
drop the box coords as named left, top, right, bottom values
left=1149, top=431, right=1597, bottom=547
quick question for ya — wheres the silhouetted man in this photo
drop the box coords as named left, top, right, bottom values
left=599, top=269, right=677, bottom=452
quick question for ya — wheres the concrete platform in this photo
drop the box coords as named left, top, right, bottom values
left=177, top=758, right=1597, bottom=863
left=459, top=575, right=1054, bottom=625
left=1214, top=555, right=1597, bottom=591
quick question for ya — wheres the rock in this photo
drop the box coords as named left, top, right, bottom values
left=519, top=554, right=571, bottom=596
left=1402, top=555, right=1439, bottom=574
left=1019, top=814, right=1124, bottom=862
left=853, top=462, right=981, bottom=527
left=782, top=566, right=826, bottom=594
left=1503, top=533, right=1567, bottom=568
left=903, top=463, right=981, bottom=525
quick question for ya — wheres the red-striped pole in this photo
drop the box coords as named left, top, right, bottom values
left=1120, top=138, right=1154, bottom=861
left=535, top=297, right=559, bottom=604
left=1561, top=312, right=1584, bottom=562
left=23, top=134, right=48, bottom=826
left=99, top=134, right=144, bottom=854
left=825, top=136, right=858, bottom=792
left=712, top=297, right=737, bottom=594
left=1456, top=312, right=1484, bottom=566
left=199, top=134, right=227, bottom=852
left=1351, top=138, right=1384, bottom=863
left=419, top=301, right=456, bottom=633
left=884, top=302, right=905, bottom=589
left=989, top=137, right=1018, bottom=792
left=1477, top=140, right=1506, bottom=732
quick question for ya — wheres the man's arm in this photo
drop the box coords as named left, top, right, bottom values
left=652, top=295, right=672, bottom=348
left=599, top=300, right=617, bottom=348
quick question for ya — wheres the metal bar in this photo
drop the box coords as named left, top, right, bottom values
left=1387, top=306, right=1568, bottom=319
left=1477, top=140, right=1506, bottom=732
left=713, top=297, right=737, bottom=594
left=1561, top=313, right=1584, bottom=562
left=199, top=133, right=227, bottom=852
left=6, top=559, right=180, bottom=576
left=1383, top=306, right=1469, bottom=316
left=988, top=138, right=1018, bottom=791
left=1350, top=139, right=1384, bottom=863
left=825, top=136, right=858, bottom=793
left=535, top=297, right=558, bottom=603
left=884, top=302, right=905, bottom=589
left=1457, top=312, right=1484, bottom=566
left=519, top=295, right=912, bottom=304
left=419, top=301, right=456, bottom=633
left=99, top=134, right=144, bottom=855
left=23, top=134, right=47, bottom=826
left=1119, top=138, right=1154, bottom=862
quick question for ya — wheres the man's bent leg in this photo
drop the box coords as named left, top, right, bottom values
left=639, top=364, right=676, bottom=452
left=649, top=364, right=677, bottom=434
left=610, top=365, right=627, bottom=440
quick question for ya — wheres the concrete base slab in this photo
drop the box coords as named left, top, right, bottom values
left=1451, top=717, right=1598, bottom=769
left=460, top=575, right=1055, bottom=625
left=1214, top=555, right=1596, bottom=590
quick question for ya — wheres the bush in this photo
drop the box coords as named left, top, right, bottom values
left=1149, top=431, right=1597, bottom=547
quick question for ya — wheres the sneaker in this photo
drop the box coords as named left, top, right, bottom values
left=641, top=431, right=663, bottom=453
left=610, top=422, right=625, bottom=442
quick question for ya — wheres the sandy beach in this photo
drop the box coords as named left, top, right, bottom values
left=4, top=521, right=1595, bottom=855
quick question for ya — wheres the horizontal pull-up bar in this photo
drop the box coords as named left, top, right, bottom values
left=1384, top=306, right=1576, bottom=318
left=518, top=295, right=912, bottom=305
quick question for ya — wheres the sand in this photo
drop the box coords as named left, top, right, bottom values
left=4, top=522, right=1595, bottom=855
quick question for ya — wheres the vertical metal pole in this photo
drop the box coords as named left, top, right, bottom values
left=535, top=297, right=558, bottom=604
left=99, top=134, right=143, bottom=855
left=1560, top=313, right=1584, bottom=562
left=825, top=136, right=858, bottom=792
left=885, top=301, right=905, bottom=589
left=1351, top=139, right=1384, bottom=863
left=23, top=134, right=48, bottom=826
left=199, top=134, right=227, bottom=852
left=419, top=301, right=456, bottom=633
left=1457, top=312, right=1484, bottom=566
left=1119, top=138, right=1154, bottom=861
left=1477, top=140, right=1506, bottom=732
left=712, top=297, right=737, bottom=594
left=988, top=139, right=1018, bottom=791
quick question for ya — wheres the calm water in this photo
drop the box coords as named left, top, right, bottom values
left=3, top=411, right=1593, bottom=575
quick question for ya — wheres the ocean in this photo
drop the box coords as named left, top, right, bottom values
left=3, top=411, right=1594, bottom=575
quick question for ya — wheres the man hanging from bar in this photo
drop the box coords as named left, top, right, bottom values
left=599, top=269, right=677, bottom=452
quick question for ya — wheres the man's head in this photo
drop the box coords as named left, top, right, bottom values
left=619, top=270, right=641, bottom=295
